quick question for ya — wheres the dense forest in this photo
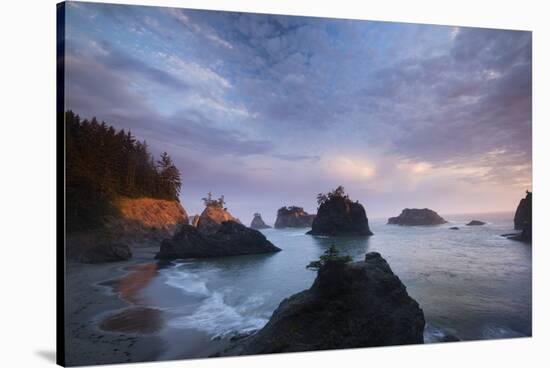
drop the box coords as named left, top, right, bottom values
left=65, top=110, right=182, bottom=231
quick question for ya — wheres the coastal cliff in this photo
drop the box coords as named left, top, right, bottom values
left=308, top=186, right=373, bottom=236
left=388, top=208, right=447, bottom=226
left=219, top=251, right=424, bottom=355
left=274, top=206, right=316, bottom=228
left=511, top=191, right=532, bottom=242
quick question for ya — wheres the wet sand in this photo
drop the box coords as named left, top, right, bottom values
left=64, top=247, right=166, bottom=366
left=64, top=246, right=230, bottom=366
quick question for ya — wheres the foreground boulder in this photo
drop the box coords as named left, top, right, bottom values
left=219, top=252, right=424, bottom=355
left=307, top=188, right=373, bottom=236
left=197, top=206, right=240, bottom=235
left=466, top=220, right=486, bottom=226
left=67, top=230, right=132, bottom=263
left=509, top=191, right=532, bottom=242
left=250, top=213, right=271, bottom=229
left=274, top=206, right=316, bottom=228
left=388, top=208, right=447, bottom=226
left=156, top=221, right=280, bottom=259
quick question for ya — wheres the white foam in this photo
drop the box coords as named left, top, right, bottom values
left=482, top=325, right=525, bottom=339
left=164, top=270, right=209, bottom=296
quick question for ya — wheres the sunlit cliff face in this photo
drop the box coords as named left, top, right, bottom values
left=65, top=3, right=531, bottom=223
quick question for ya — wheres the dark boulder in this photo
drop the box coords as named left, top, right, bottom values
left=274, top=206, right=316, bottom=228
left=218, top=252, right=424, bottom=356
left=388, top=208, right=447, bottom=226
left=307, top=196, right=373, bottom=236
left=250, top=213, right=271, bottom=229
left=156, top=221, right=281, bottom=259
left=449, top=227, right=460, bottom=230
left=466, top=220, right=486, bottom=226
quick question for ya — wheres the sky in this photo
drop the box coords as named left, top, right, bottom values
left=64, top=2, right=532, bottom=225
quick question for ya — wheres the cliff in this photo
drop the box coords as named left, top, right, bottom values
left=197, top=206, right=240, bottom=235
left=274, top=206, right=316, bottom=228
left=307, top=195, right=373, bottom=236
left=512, top=191, right=532, bottom=242
left=156, top=221, right=281, bottom=259
left=250, top=213, right=271, bottom=229
left=219, top=252, right=424, bottom=355
left=388, top=208, right=447, bottom=226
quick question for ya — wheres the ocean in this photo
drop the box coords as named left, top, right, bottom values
left=121, top=211, right=532, bottom=358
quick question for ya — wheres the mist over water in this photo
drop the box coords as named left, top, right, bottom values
left=134, top=211, right=531, bottom=357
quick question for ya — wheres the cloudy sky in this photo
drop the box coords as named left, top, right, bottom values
left=64, top=2, right=532, bottom=224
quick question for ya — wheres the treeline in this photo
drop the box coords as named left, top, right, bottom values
left=65, top=110, right=182, bottom=231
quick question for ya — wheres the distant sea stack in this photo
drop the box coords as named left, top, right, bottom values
left=388, top=208, right=447, bottom=226
left=511, top=191, right=532, bottom=242
left=307, top=186, right=373, bottom=236
left=274, top=206, right=316, bottom=228
left=466, top=220, right=486, bottom=226
left=189, top=214, right=200, bottom=227
left=219, top=251, right=424, bottom=355
left=250, top=213, right=271, bottom=229
left=155, top=222, right=281, bottom=259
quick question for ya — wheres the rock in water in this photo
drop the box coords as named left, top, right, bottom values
left=197, top=206, right=240, bottom=235
left=466, top=220, right=486, bottom=226
left=274, top=206, right=316, bottom=228
left=218, top=252, right=424, bottom=356
left=155, top=221, right=281, bottom=259
left=250, top=213, right=271, bottom=229
left=449, top=226, right=460, bottom=230
left=388, top=208, right=447, bottom=226
left=512, top=191, right=532, bottom=242
left=307, top=195, right=373, bottom=236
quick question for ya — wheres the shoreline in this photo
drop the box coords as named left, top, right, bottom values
left=64, top=247, right=166, bottom=366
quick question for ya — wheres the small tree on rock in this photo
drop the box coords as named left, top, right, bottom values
left=306, top=245, right=352, bottom=270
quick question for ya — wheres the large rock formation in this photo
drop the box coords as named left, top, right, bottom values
left=274, top=206, right=316, bottom=228
left=156, top=221, right=281, bottom=259
left=307, top=193, right=373, bottom=236
left=196, top=206, right=240, bottom=235
left=388, top=208, right=447, bottom=226
left=104, top=197, right=189, bottom=246
left=250, top=213, right=271, bottom=229
left=511, top=191, right=532, bottom=242
left=219, top=252, right=424, bottom=356
left=466, top=220, right=486, bottom=226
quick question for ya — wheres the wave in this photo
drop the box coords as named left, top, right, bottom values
left=163, top=268, right=269, bottom=338
left=481, top=325, right=526, bottom=339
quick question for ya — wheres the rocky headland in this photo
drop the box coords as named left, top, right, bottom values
left=388, top=208, right=447, bottom=226
left=219, top=250, right=424, bottom=355
left=274, top=206, right=316, bottom=228
left=507, top=191, right=532, bottom=242
left=250, top=213, right=271, bottom=229
left=307, top=186, right=373, bottom=236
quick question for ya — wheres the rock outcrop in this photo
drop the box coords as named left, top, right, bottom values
left=307, top=195, right=373, bottom=236
left=250, top=213, right=271, bottom=229
left=274, top=206, right=316, bottom=228
left=511, top=191, right=532, bottom=242
left=196, top=206, right=240, bottom=235
left=466, top=220, right=486, bottom=226
left=156, top=221, right=281, bottom=259
left=388, top=208, right=447, bottom=226
left=449, top=227, right=460, bottom=230
left=219, top=252, right=424, bottom=356
left=66, top=230, right=132, bottom=263
left=105, top=197, right=189, bottom=246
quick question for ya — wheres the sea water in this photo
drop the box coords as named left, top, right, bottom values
left=134, top=212, right=531, bottom=357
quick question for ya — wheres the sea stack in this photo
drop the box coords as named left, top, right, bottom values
left=307, top=186, right=373, bottom=236
left=195, top=193, right=240, bottom=235
left=218, top=251, right=425, bottom=355
left=511, top=191, right=532, bottom=242
left=274, top=206, right=316, bottom=228
left=466, top=220, right=486, bottom=226
left=250, top=213, right=271, bottom=229
left=388, top=208, right=447, bottom=226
